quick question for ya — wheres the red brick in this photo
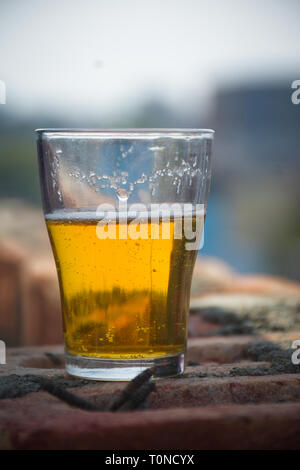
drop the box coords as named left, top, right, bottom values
left=192, top=272, right=300, bottom=298
left=217, top=275, right=300, bottom=297
left=69, top=371, right=299, bottom=409
left=1, top=396, right=300, bottom=449
left=0, top=241, right=27, bottom=346
left=188, top=314, right=219, bottom=337
left=187, top=336, right=255, bottom=363
left=1, top=344, right=300, bottom=449
left=21, top=258, right=62, bottom=346
left=191, top=256, right=235, bottom=296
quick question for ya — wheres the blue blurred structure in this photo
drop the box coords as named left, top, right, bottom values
left=205, top=81, right=300, bottom=278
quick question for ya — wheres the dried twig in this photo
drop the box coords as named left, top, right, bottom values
left=118, top=381, right=156, bottom=411
left=32, top=376, right=103, bottom=411
left=0, top=366, right=156, bottom=412
left=28, top=367, right=156, bottom=412
left=44, top=352, right=63, bottom=366
left=108, top=367, right=156, bottom=411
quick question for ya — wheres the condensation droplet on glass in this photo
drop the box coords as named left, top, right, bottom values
left=136, top=173, right=147, bottom=184
left=116, top=188, right=130, bottom=201
left=57, top=189, right=63, bottom=202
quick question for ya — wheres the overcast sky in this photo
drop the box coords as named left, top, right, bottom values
left=0, top=0, right=299, bottom=117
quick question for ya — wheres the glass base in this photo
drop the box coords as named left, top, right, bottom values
left=65, top=351, right=185, bottom=381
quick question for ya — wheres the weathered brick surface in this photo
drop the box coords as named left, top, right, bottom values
left=187, top=336, right=254, bottom=363
left=70, top=373, right=300, bottom=409
left=190, top=293, right=300, bottom=336
left=191, top=263, right=300, bottom=298
left=1, top=397, right=300, bottom=450
left=21, top=257, right=62, bottom=346
left=190, top=257, right=236, bottom=296
left=187, top=333, right=300, bottom=362
left=0, top=336, right=300, bottom=450
left=0, top=241, right=27, bottom=346
left=0, top=240, right=62, bottom=347
left=214, top=275, right=300, bottom=297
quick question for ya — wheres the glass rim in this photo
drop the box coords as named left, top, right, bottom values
left=35, top=128, right=215, bottom=137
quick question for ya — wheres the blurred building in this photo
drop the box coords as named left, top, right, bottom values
left=213, top=82, right=300, bottom=176
left=204, top=82, right=300, bottom=279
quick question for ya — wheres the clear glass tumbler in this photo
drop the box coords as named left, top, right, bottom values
left=36, top=129, right=214, bottom=380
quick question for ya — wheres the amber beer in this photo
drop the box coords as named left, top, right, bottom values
left=46, top=209, right=203, bottom=360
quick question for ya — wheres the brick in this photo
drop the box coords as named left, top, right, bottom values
left=190, top=293, right=300, bottom=334
left=0, top=345, right=65, bottom=378
left=0, top=200, right=50, bottom=253
left=0, top=240, right=27, bottom=346
left=187, top=333, right=300, bottom=363
left=68, top=370, right=299, bottom=409
left=188, top=314, right=220, bottom=337
left=1, top=396, right=300, bottom=449
left=187, top=336, right=256, bottom=363
left=191, top=256, right=236, bottom=296
left=191, top=259, right=300, bottom=298
left=0, top=343, right=300, bottom=449
left=21, top=258, right=62, bottom=346
left=215, top=275, right=300, bottom=297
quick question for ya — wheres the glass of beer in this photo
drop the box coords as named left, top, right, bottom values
left=36, top=129, right=214, bottom=380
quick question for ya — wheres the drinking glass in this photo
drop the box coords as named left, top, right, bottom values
left=36, top=129, right=214, bottom=380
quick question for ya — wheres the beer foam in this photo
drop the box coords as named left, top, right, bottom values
left=45, top=204, right=205, bottom=222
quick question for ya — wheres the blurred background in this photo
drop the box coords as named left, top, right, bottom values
left=0, top=0, right=300, bottom=346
